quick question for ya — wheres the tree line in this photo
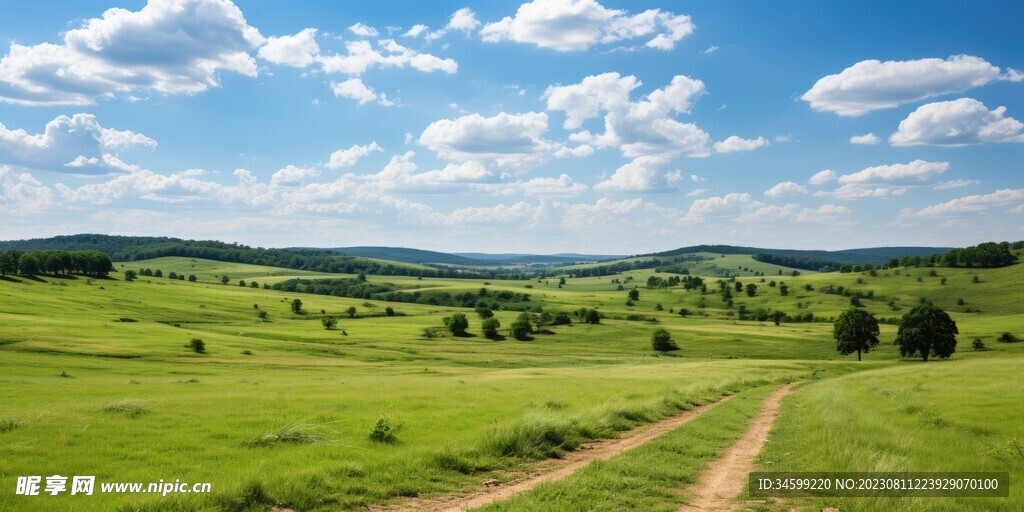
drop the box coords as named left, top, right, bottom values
left=882, top=241, right=1019, bottom=269
left=272, top=278, right=536, bottom=310
left=0, top=250, right=113, bottom=276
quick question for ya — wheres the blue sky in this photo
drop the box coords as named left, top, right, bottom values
left=0, top=0, right=1022, bottom=253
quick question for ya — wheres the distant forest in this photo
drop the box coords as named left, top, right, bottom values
left=272, top=278, right=536, bottom=310
left=0, top=249, right=113, bottom=276
left=0, top=234, right=533, bottom=280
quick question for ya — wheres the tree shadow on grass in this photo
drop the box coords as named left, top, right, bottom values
left=0, top=276, right=22, bottom=283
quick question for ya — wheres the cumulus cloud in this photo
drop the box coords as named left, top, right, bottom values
left=327, top=142, right=383, bottom=169
left=912, top=188, right=1024, bottom=217
left=545, top=72, right=710, bottom=158
left=348, top=23, right=379, bottom=38
left=258, top=28, right=319, bottom=67
left=684, top=192, right=751, bottom=222
left=736, top=203, right=850, bottom=224
left=0, top=166, right=54, bottom=212
left=801, top=55, right=1020, bottom=116
left=330, top=78, right=393, bottom=106
left=849, top=133, right=880, bottom=145
left=714, top=135, right=768, bottom=153
left=481, top=0, right=694, bottom=52
left=0, top=0, right=264, bottom=106
left=0, top=114, right=154, bottom=174
left=764, top=181, right=807, bottom=198
left=270, top=165, right=320, bottom=186
left=831, top=184, right=907, bottom=200
left=446, top=201, right=538, bottom=225
left=403, top=8, right=480, bottom=41
left=809, top=169, right=836, bottom=185
left=418, top=111, right=555, bottom=168
left=837, top=160, right=948, bottom=184
left=594, top=156, right=672, bottom=193
left=933, top=179, right=980, bottom=190
left=889, top=98, right=1024, bottom=146
left=316, top=39, right=456, bottom=75
left=475, top=174, right=587, bottom=197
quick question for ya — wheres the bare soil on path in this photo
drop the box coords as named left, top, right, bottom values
left=678, top=385, right=793, bottom=512
left=374, top=394, right=736, bottom=512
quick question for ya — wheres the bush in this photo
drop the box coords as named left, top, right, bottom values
left=550, top=312, right=572, bottom=325
left=290, top=298, right=303, bottom=314
left=321, top=317, right=337, bottom=330
left=188, top=338, right=206, bottom=354
left=972, top=338, right=986, bottom=351
left=651, top=328, right=679, bottom=351
left=369, top=417, right=400, bottom=443
left=257, top=310, right=268, bottom=321
left=385, top=306, right=395, bottom=317
left=482, top=318, right=501, bottom=339
left=997, top=332, right=1021, bottom=344
left=509, top=313, right=532, bottom=341
left=444, top=313, right=469, bottom=336
left=101, top=400, right=148, bottom=418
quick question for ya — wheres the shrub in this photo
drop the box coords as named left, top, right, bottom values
left=550, top=312, right=572, bottom=325
left=188, top=338, right=206, bottom=354
left=482, top=318, right=501, bottom=339
left=123, top=269, right=137, bottom=281
left=509, top=313, right=533, bottom=341
left=290, top=298, right=303, bottom=314
left=972, top=338, right=986, bottom=351
left=651, top=328, right=679, bottom=351
left=385, top=306, right=395, bottom=317
left=101, top=400, right=148, bottom=418
left=346, top=306, right=357, bottom=318
left=444, top=313, right=469, bottom=336
left=369, top=417, right=400, bottom=443
left=257, top=310, right=268, bottom=321
left=997, top=332, right=1021, bottom=344
left=0, top=419, right=17, bottom=433
left=321, top=317, right=337, bottom=330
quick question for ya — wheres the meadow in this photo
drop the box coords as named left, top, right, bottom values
left=0, top=250, right=1022, bottom=511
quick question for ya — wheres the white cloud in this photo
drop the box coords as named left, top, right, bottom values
left=764, top=181, right=807, bottom=198
left=481, top=0, right=694, bottom=52
left=801, top=55, right=1019, bottom=116
left=0, top=167, right=54, bottom=212
left=418, top=111, right=554, bottom=168
left=0, top=0, right=264, bottom=106
left=704, top=45, right=719, bottom=54
left=447, top=8, right=480, bottom=32
left=476, top=174, right=587, bottom=196
left=913, top=188, right=1024, bottom=217
left=270, top=165, right=320, bottom=186
left=348, top=23, right=379, bottom=38
left=831, top=184, right=907, bottom=200
left=327, top=142, right=383, bottom=169
left=809, top=169, right=836, bottom=185
left=714, top=135, right=768, bottom=153
left=402, top=24, right=430, bottom=38
left=838, top=160, right=949, bottom=184
left=316, top=39, right=456, bottom=75
left=889, top=98, right=1024, bottom=146
left=849, top=133, right=880, bottom=145
left=546, top=72, right=710, bottom=158
left=736, top=203, right=850, bottom=224
left=0, top=114, right=154, bottom=174
left=933, top=179, right=980, bottom=190
left=258, top=28, right=319, bottom=67
left=594, top=155, right=672, bottom=193
left=685, top=192, right=751, bottom=222
left=446, top=201, right=538, bottom=224
left=330, top=78, right=392, bottom=106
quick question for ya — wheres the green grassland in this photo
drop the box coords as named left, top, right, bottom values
left=558, top=252, right=815, bottom=277
left=1, top=252, right=1022, bottom=511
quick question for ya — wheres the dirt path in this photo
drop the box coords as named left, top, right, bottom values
left=678, top=385, right=792, bottom=512
left=375, top=395, right=735, bottom=512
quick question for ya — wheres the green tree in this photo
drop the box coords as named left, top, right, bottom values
left=290, top=298, right=303, bottom=314
left=321, top=317, right=337, bottom=330
left=509, top=313, right=532, bottom=340
left=346, top=306, right=357, bottom=318
left=123, top=269, right=137, bottom=281
left=628, top=289, right=640, bottom=301
left=894, top=304, right=958, bottom=361
left=482, top=318, right=501, bottom=339
left=833, top=308, right=880, bottom=361
left=188, top=338, right=206, bottom=354
left=444, top=313, right=469, bottom=336
left=586, top=309, right=601, bottom=324
left=188, top=274, right=197, bottom=282
left=221, top=275, right=229, bottom=285
left=651, top=328, right=679, bottom=351
left=745, top=283, right=757, bottom=297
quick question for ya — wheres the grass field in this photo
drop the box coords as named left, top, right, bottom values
left=1, top=252, right=1022, bottom=511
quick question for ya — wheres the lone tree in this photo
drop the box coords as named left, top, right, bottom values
left=894, top=304, right=958, bottom=361
left=745, top=283, right=757, bottom=297
left=346, top=306, right=357, bottom=318
left=509, top=313, right=533, bottom=341
left=321, top=317, right=337, bottom=330
left=290, top=298, right=303, bottom=314
left=628, top=289, right=640, bottom=301
left=651, top=328, right=679, bottom=351
left=221, top=275, right=229, bottom=285
left=188, top=338, right=206, bottom=354
left=482, top=318, right=501, bottom=339
left=123, top=269, right=137, bottom=281
left=833, top=308, right=880, bottom=361
left=444, top=313, right=469, bottom=336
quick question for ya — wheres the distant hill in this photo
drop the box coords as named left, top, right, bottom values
left=325, top=247, right=621, bottom=266
left=642, top=245, right=953, bottom=268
